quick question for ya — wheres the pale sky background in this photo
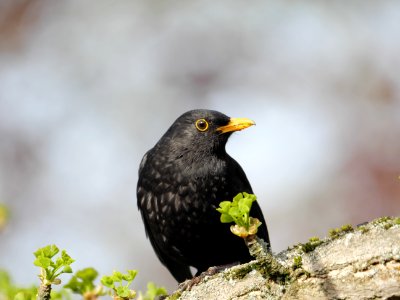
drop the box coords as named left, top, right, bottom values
left=0, top=0, right=399, bottom=295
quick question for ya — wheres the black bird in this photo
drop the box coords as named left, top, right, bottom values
left=137, top=109, right=270, bottom=282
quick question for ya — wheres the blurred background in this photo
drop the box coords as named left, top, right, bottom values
left=0, top=0, right=399, bottom=295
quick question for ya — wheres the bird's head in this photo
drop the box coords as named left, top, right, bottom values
left=159, top=109, right=255, bottom=159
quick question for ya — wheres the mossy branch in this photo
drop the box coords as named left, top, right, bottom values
left=174, top=217, right=400, bottom=300
left=244, top=235, right=267, bottom=261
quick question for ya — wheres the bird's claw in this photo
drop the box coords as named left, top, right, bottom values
left=179, top=263, right=239, bottom=291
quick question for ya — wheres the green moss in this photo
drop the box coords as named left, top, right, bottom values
left=357, top=225, right=369, bottom=234
left=357, top=217, right=400, bottom=233
left=225, top=256, right=291, bottom=284
left=328, top=228, right=338, bottom=239
left=308, top=236, right=320, bottom=243
left=372, top=216, right=400, bottom=230
left=300, top=237, right=323, bottom=253
left=384, top=223, right=393, bottom=230
left=340, top=224, right=354, bottom=232
left=292, top=256, right=302, bottom=269
left=373, top=216, right=392, bottom=224
left=223, top=263, right=257, bottom=281
left=329, top=224, right=354, bottom=239
left=167, top=290, right=182, bottom=300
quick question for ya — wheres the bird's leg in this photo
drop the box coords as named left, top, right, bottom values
left=179, top=236, right=271, bottom=291
left=178, top=276, right=201, bottom=291
left=178, top=262, right=239, bottom=291
left=202, top=262, right=240, bottom=276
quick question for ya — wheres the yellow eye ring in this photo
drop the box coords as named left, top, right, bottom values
left=195, top=119, right=209, bottom=132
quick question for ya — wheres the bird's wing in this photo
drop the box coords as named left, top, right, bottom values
left=138, top=151, right=149, bottom=175
left=138, top=198, right=192, bottom=281
left=137, top=188, right=192, bottom=282
left=137, top=153, right=192, bottom=282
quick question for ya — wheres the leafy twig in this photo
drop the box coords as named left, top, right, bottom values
left=217, top=193, right=270, bottom=260
left=33, top=245, right=74, bottom=300
left=64, top=267, right=104, bottom=299
left=101, top=270, right=138, bottom=300
left=138, top=282, right=167, bottom=300
left=217, top=192, right=262, bottom=238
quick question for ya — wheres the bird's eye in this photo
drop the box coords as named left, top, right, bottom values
left=195, top=119, right=209, bottom=132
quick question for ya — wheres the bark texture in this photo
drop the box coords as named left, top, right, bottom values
left=168, top=217, right=400, bottom=300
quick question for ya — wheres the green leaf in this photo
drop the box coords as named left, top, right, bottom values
left=122, top=270, right=138, bottom=282
left=115, top=286, right=130, bottom=298
left=34, top=245, right=59, bottom=259
left=14, top=292, right=27, bottom=300
left=217, top=192, right=261, bottom=236
left=217, top=201, right=232, bottom=213
left=100, top=275, right=114, bottom=288
left=64, top=276, right=81, bottom=293
left=62, top=265, right=73, bottom=274
left=34, top=245, right=75, bottom=286
left=220, top=214, right=234, bottom=223
left=232, top=192, right=244, bottom=202
left=50, top=289, right=70, bottom=300
left=55, top=256, right=63, bottom=269
left=48, top=245, right=60, bottom=257
left=142, top=282, right=168, bottom=300
left=65, top=268, right=98, bottom=295
left=228, top=207, right=241, bottom=223
left=61, top=250, right=75, bottom=265
left=76, top=267, right=98, bottom=281
left=33, top=257, right=52, bottom=268
left=241, top=196, right=255, bottom=210
left=238, top=201, right=250, bottom=213
left=112, top=271, right=123, bottom=282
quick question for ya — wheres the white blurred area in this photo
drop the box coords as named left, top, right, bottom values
left=1, top=0, right=399, bottom=294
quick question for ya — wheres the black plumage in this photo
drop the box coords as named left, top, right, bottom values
left=137, top=109, right=270, bottom=282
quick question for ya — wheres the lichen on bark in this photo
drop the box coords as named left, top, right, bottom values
left=168, top=217, right=400, bottom=300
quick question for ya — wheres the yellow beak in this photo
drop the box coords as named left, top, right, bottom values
left=217, top=118, right=256, bottom=134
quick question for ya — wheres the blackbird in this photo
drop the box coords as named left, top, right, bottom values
left=137, top=109, right=270, bottom=282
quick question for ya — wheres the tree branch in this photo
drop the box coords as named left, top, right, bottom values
left=169, top=217, right=400, bottom=300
